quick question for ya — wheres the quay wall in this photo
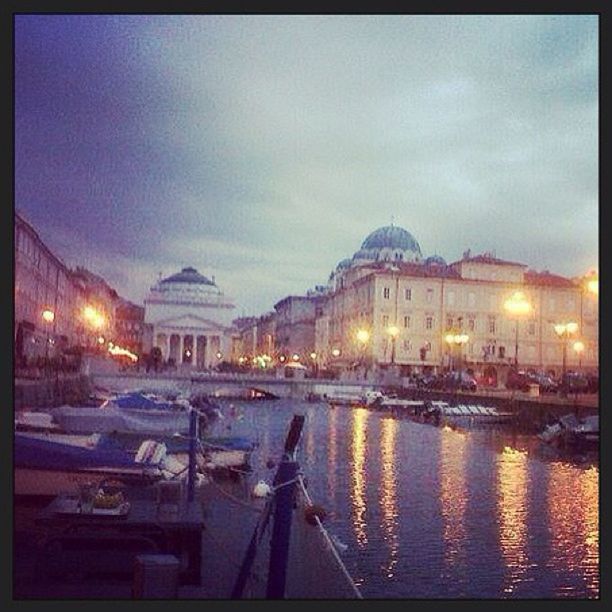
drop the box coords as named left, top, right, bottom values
left=14, top=374, right=92, bottom=410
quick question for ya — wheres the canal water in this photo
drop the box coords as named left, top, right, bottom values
left=215, top=398, right=599, bottom=599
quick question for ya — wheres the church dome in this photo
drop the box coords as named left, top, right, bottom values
left=351, top=225, right=423, bottom=264
left=424, top=255, right=447, bottom=266
left=335, top=258, right=352, bottom=271
left=361, top=225, right=422, bottom=254
left=160, top=266, right=216, bottom=286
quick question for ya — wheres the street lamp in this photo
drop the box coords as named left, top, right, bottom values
left=355, top=328, right=370, bottom=378
left=41, top=309, right=55, bottom=363
left=554, top=321, right=578, bottom=397
left=573, top=340, right=585, bottom=371
left=503, top=291, right=532, bottom=368
left=387, top=325, right=399, bottom=365
left=444, top=332, right=469, bottom=372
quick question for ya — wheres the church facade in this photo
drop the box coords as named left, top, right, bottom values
left=143, top=267, right=236, bottom=369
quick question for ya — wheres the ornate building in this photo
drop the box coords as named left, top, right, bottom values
left=143, top=267, right=236, bottom=369
left=314, top=225, right=598, bottom=382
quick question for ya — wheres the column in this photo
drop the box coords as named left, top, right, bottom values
left=191, top=337, right=197, bottom=369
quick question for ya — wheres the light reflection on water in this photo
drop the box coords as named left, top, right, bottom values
left=350, top=407, right=369, bottom=549
left=439, top=426, right=468, bottom=575
left=497, top=446, right=530, bottom=595
left=222, top=399, right=599, bottom=599
left=379, top=417, right=399, bottom=578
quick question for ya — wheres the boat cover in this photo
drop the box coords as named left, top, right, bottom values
left=14, top=432, right=149, bottom=470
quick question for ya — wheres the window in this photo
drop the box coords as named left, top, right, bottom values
left=426, top=316, right=433, bottom=330
left=403, top=339, right=412, bottom=352
left=468, top=318, right=475, bottom=331
left=405, top=288, right=412, bottom=301
left=403, top=315, right=410, bottom=328
left=446, top=317, right=453, bottom=329
left=488, top=316, right=496, bottom=334
left=383, top=287, right=390, bottom=299
left=382, top=315, right=389, bottom=327
left=528, top=321, right=536, bottom=335
left=426, top=288, right=433, bottom=303
left=498, top=346, right=505, bottom=359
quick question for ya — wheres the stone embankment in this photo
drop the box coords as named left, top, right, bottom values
left=14, top=374, right=92, bottom=410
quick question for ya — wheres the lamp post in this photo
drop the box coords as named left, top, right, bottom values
left=41, top=309, right=55, bottom=368
left=387, top=325, right=399, bottom=366
left=503, top=291, right=532, bottom=368
left=554, top=321, right=578, bottom=397
left=573, top=340, right=585, bottom=371
left=356, top=329, right=370, bottom=380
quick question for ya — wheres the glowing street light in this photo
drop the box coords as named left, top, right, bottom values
left=573, top=340, right=585, bottom=371
left=356, top=329, right=370, bottom=345
left=387, top=325, right=400, bottom=365
left=444, top=332, right=469, bottom=371
left=503, top=291, right=532, bottom=368
left=331, top=348, right=341, bottom=358
left=42, top=309, right=55, bottom=324
left=554, top=321, right=579, bottom=397
left=41, top=309, right=55, bottom=362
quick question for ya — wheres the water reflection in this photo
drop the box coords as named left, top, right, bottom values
left=497, top=446, right=530, bottom=595
left=548, top=461, right=599, bottom=598
left=351, top=407, right=369, bottom=548
left=327, top=406, right=338, bottom=504
left=439, top=426, right=468, bottom=572
left=379, top=418, right=399, bottom=577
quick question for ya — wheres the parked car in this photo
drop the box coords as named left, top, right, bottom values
left=586, top=373, right=599, bottom=393
left=559, top=372, right=589, bottom=394
left=505, top=369, right=531, bottom=392
left=442, top=370, right=477, bottom=392
left=527, top=372, right=558, bottom=393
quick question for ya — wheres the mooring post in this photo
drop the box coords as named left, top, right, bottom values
left=266, top=459, right=299, bottom=598
left=187, top=407, right=198, bottom=502
left=266, top=414, right=305, bottom=599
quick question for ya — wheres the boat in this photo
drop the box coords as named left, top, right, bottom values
left=14, top=432, right=169, bottom=497
left=43, top=391, right=207, bottom=436
left=324, top=390, right=366, bottom=407
left=539, top=413, right=599, bottom=451
left=363, top=391, right=425, bottom=413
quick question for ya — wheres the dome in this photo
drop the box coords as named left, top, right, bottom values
left=361, top=225, right=422, bottom=254
left=160, top=266, right=216, bottom=286
left=424, top=255, right=446, bottom=266
left=336, top=258, right=352, bottom=270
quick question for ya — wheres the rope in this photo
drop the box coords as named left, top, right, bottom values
left=296, top=475, right=363, bottom=599
left=202, top=523, right=265, bottom=584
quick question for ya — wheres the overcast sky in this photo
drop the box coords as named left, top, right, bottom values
left=15, top=14, right=598, bottom=316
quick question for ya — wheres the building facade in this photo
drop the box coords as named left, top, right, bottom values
left=143, top=267, right=236, bottom=369
left=313, top=225, right=598, bottom=382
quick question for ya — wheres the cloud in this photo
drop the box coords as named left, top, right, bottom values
left=15, top=15, right=598, bottom=315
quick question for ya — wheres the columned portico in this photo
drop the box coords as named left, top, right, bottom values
left=144, top=267, right=236, bottom=370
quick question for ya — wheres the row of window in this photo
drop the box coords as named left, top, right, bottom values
left=381, top=285, right=582, bottom=313
left=380, top=314, right=542, bottom=336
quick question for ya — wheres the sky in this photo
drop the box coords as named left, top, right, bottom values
left=14, top=14, right=599, bottom=316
